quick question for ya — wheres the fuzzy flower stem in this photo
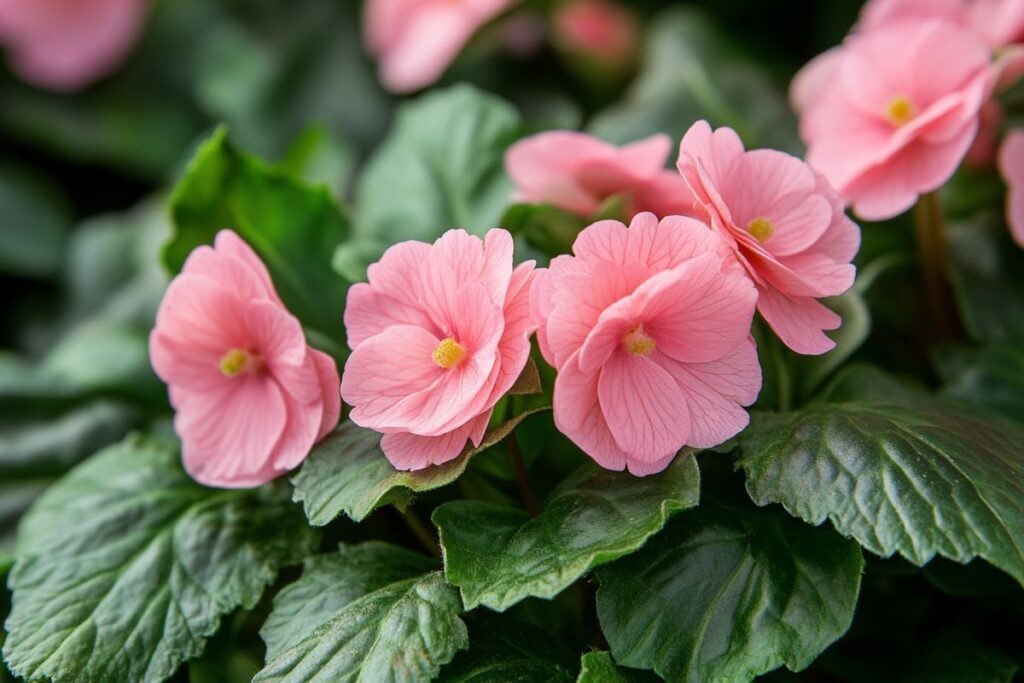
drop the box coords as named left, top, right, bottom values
left=508, top=436, right=540, bottom=517
left=912, top=192, right=959, bottom=343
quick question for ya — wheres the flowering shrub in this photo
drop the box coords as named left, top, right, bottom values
left=2, top=1, right=1024, bottom=682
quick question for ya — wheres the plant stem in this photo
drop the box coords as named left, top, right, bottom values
left=399, top=507, right=439, bottom=558
left=912, top=192, right=958, bottom=343
left=508, top=436, right=540, bottom=517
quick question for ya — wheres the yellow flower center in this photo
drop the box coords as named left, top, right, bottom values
left=746, top=217, right=775, bottom=242
left=886, top=95, right=916, bottom=127
left=432, top=337, right=467, bottom=369
left=219, top=348, right=257, bottom=377
left=622, top=327, right=656, bottom=357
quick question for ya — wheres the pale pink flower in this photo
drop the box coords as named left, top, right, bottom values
left=0, top=0, right=147, bottom=92
left=552, top=0, right=639, bottom=69
left=531, top=212, right=760, bottom=475
left=795, top=19, right=995, bottom=221
left=150, top=231, right=341, bottom=489
left=676, top=121, right=859, bottom=355
left=999, top=131, right=1024, bottom=248
left=505, top=131, right=698, bottom=219
left=860, top=0, right=1024, bottom=49
left=364, top=0, right=513, bottom=93
left=341, top=229, right=536, bottom=470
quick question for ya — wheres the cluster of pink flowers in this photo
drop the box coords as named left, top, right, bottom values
left=152, top=118, right=860, bottom=486
left=792, top=0, right=1024, bottom=225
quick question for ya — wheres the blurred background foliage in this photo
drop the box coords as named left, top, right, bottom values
left=3, top=0, right=1024, bottom=681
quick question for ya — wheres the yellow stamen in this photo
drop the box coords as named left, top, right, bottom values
left=746, top=217, right=774, bottom=242
left=886, top=95, right=916, bottom=127
left=219, top=348, right=255, bottom=377
left=432, top=337, right=467, bottom=369
left=622, top=328, right=656, bottom=357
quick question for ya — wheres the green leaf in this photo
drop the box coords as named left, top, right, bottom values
left=2, top=435, right=317, bottom=683
left=165, top=128, right=351, bottom=343
left=292, top=410, right=549, bottom=524
left=737, top=365, right=1024, bottom=586
left=345, top=85, right=521, bottom=279
left=438, top=614, right=578, bottom=682
left=254, top=543, right=467, bottom=683
left=949, top=216, right=1024, bottom=343
left=0, top=165, right=70, bottom=278
left=434, top=455, right=700, bottom=611
left=938, top=343, right=1024, bottom=426
left=898, top=634, right=1018, bottom=683
left=595, top=505, right=864, bottom=683
left=577, top=651, right=659, bottom=683
left=588, top=7, right=799, bottom=153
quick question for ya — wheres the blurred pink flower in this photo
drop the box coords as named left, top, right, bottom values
left=860, top=0, right=1024, bottom=49
left=552, top=0, right=639, bottom=69
left=506, top=131, right=698, bottom=219
left=677, top=121, right=859, bottom=355
left=342, top=229, right=536, bottom=470
left=795, top=20, right=995, bottom=221
left=532, top=212, right=760, bottom=475
left=150, top=231, right=341, bottom=489
left=999, top=131, right=1024, bottom=248
left=364, top=0, right=513, bottom=93
left=0, top=0, right=147, bottom=91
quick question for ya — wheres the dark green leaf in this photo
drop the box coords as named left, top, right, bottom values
left=0, top=165, right=70, bottom=278
left=438, top=614, right=577, bottom=682
left=596, top=505, right=863, bottom=683
left=254, top=543, right=466, bottom=683
left=577, top=651, right=659, bottom=683
left=2, top=435, right=317, bottom=683
left=344, top=85, right=520, bottom=279
left=293, top=410, right=548, bottom=525
left=738, top=365, right=1024, bottom=585
left=165, top=128, right=351, bottom=343
left=898, top=635, right=1018, bottom=683
left=938, top=343, right=1024, bottom=426
left=949, top=216, right=1024, bottom=344
left=434, top=455, right=700, bottom=611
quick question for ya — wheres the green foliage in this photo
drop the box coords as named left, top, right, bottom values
left=435, top=456, right=700, bottom=611
left=2, top=435, right=316, bottom=683
left=577, top=651, right=660, bottom=683
left=596, top=505, right=863, bottom=682
left=166, top=127, right=351, bottom=345
left=739, top=366, right=1024, bottom=585
left=340, top=85, right=521, bottom=280
left=938, top=343, right=1024, bottom=426
left=254, top=543, right=467, bottom=683
left=0, top=165, right=70, bottom=279
left=292, top=410, right=548, bottom=525
left=437, top=614, right=578, bottom=682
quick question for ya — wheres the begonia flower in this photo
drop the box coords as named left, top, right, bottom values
left=150, top=231, right=341, bottom=488
left=341, top=229, right=536, bottom=469
left=531, top=212, right=760, bottom=475
left=677, top=121, right=859, bottom=355
left=0, top=0, right=147, bottom=91
left=506, top=131, right=697, bottom=220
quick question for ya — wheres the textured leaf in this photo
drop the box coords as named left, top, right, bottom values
left=165, top=127, right=351, bottom=343
left=2, top=435, right=316, bottom=683
left=342, top=85, right=520, bottom=279
left=254, top=543, right=467, bottom=683
left=438, top=614, right=577, bottom=682
left=938, top=343, right=1024, bottom=426
left=738, top=366, right=1024, bottom=585
left=434, top=456, right=700, bottom=611
left=577, top=651, right=659, bottom=683
left=293, top=410, right=548, bottom=524
left=596, top=505, right=863, bottom=683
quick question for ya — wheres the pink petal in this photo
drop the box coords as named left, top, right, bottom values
left=310, top=349, right=342, bottom=440
left=756, top=286, right=841, bottom=356
left=999, top=131, right=1024, bottom=248
left=381, top=420, right=477, bottom=470
left=597, top=349, right=690, bottom=462
left=552, top=354, right=627, bottom=472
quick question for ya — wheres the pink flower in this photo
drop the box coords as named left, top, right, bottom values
left=795, top=19, right=995, bottom=221
left=341, top=229, right=536, bottom=470
left=0, top=0, right=146, bottom=92
left=531, top=212, right=760, bottom=475
left=505, top=131, right=698, bottom=219
left=552, top=0, right=639, bottom=69
left=860, top=0, right=1024, bottom=49
left=150, top=231, right=341, bottom=488
left=364, top=0, right=513, bottom=93
left=999, top=131, right=1024, bottom=248
left=676, top=121, right=859, bottom=355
